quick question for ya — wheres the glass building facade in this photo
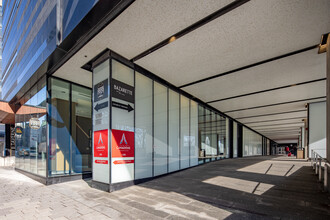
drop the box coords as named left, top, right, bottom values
left=1, top=0, right=97, bottom=101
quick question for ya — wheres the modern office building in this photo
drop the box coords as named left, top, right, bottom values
left=1, top=0, right=329, bottom=191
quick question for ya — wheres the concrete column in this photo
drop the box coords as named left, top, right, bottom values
left=327, top=34, right=330, bottom=161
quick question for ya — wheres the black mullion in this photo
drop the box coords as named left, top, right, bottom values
left=69, top=83, right=72, bottom=175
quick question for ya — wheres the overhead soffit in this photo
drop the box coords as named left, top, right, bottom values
left=182, top=49, right=326, bottom=103
left=236, top=111, right=307, bottom=124
left=244, top=118, right=306, bottom=127
left=226, top=97, right=325, bottom=119
left=53, top=0, right=234, bottom=87
left=210, top=81, right=325, bottom=112
left=135, top=0, right=330, bottom=87
left=53, top=0, right=330, bottom=142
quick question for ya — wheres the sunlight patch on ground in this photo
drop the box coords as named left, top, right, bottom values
left=203, top=176, right=274, bottom=195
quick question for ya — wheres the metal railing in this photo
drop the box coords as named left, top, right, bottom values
left=311, top=150, right=329, bottom=192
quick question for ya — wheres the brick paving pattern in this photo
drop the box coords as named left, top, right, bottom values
left=0, top=156, right=330, bottom=219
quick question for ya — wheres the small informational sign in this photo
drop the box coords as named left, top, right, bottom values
left=111, top=129, right=134, bottom=158
left=15, top=126, right=23, bottom=135
left=94, top=79, right=108, bottom=102
left=111, top=79, right=134, bottom=103
left=95, top=160, right=108, bottom=164
left=94, top=129, right=108, bottom=158
left=29, top=118, right=41, bottom=130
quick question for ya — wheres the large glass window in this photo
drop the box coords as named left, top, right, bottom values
left=15, top=78, right=47, bottom=176
left=135, top=72, right=153, bottom=179
left=154, top=82, right=168, bottom=176
left=198, top=105, right=228, bottom=162
left=190, top=101, right=198, bottom=166
left=168, top=89, right=179, bottom=172
left=49, top=79, right=70, bottom=175
left=243, top=127, right=262, bottom=156
left=49, top=77, right=92, bottom=176
left=71, top=85, right=92, bottom=174
left=180, top=95, right=190, bottom=168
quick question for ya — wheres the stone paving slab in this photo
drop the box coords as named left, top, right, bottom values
left=0, top=156, right=330, bottom=219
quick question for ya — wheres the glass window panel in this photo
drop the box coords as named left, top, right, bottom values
left=112, top=60, right=134, bottom=86
left=211, top=112, right=217, bottom=158
left=190, top=101, right=198, bottom=166
left=168, top=89, right=179, bottom=172
left=71, top=84, right=92, bottom=174
left=135, top=73, right=153, bottom=179
left=233, top=122, right=238, bottom=158
left=154, top=82, right=168, bottom=176
left=29, top=85, right=38, bottom=174
left=225, top=118, right=229, bottom=158
left=180, top=95, right=189, bottom=169
left=23, top=93, right=31, bottom=172
left=198, top=105, right=205, bottom=164
left=204, top=109, right=211, bottom=158
left=37, top=81, right=47, bottom=176
left=49, top=78, right=71, bottom=175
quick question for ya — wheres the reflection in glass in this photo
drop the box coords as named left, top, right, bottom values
left=71, top=85, right=92, bottom=174
left=49, top=77, right=92, bottom=176
left=15, top=78, right=47, bottom=176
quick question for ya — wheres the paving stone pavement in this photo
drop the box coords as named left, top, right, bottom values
left=0, top=156, right=330, bottom=220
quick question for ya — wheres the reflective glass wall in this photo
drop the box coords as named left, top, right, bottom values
left=198, top=105, right=228, bottom=163
left=2, top=0, right=97, bottom=101
left=243, top=127, right=262, bottom=156
left=15, top=77, right=47, bottom=176
left=48, top=77, right=92, bottom=176
left=134, top=71, right=199, bottom=180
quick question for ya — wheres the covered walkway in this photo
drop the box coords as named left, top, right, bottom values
left=0, top=156, right=329, bottom=219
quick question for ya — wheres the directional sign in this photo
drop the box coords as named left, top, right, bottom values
left=112, top=101, right=134, bottom=112
left=94, top=101, right=108, bottom=111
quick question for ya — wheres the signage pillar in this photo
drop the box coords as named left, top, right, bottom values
left=92, top=62, right=110, bottom=184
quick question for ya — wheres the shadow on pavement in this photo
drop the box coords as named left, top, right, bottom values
left=137, top=156, right=330, bottom=219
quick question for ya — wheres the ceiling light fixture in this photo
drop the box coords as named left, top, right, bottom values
left=169, top=36, right=176, bottom=43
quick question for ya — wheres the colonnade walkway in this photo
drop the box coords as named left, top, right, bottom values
left=0, top=156, right=329, bottom=219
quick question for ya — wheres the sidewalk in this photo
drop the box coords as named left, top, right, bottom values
left=0, top=156, right=329, bottom=219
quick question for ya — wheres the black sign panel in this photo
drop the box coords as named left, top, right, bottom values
left=94, top=79, right=108, bottom=102
left=112, top=101, right=134, bottom=112
left=111, top=79, right=134, bottom=103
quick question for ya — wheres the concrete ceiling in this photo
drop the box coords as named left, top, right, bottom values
left=53, top=0, right=330, bottom=143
